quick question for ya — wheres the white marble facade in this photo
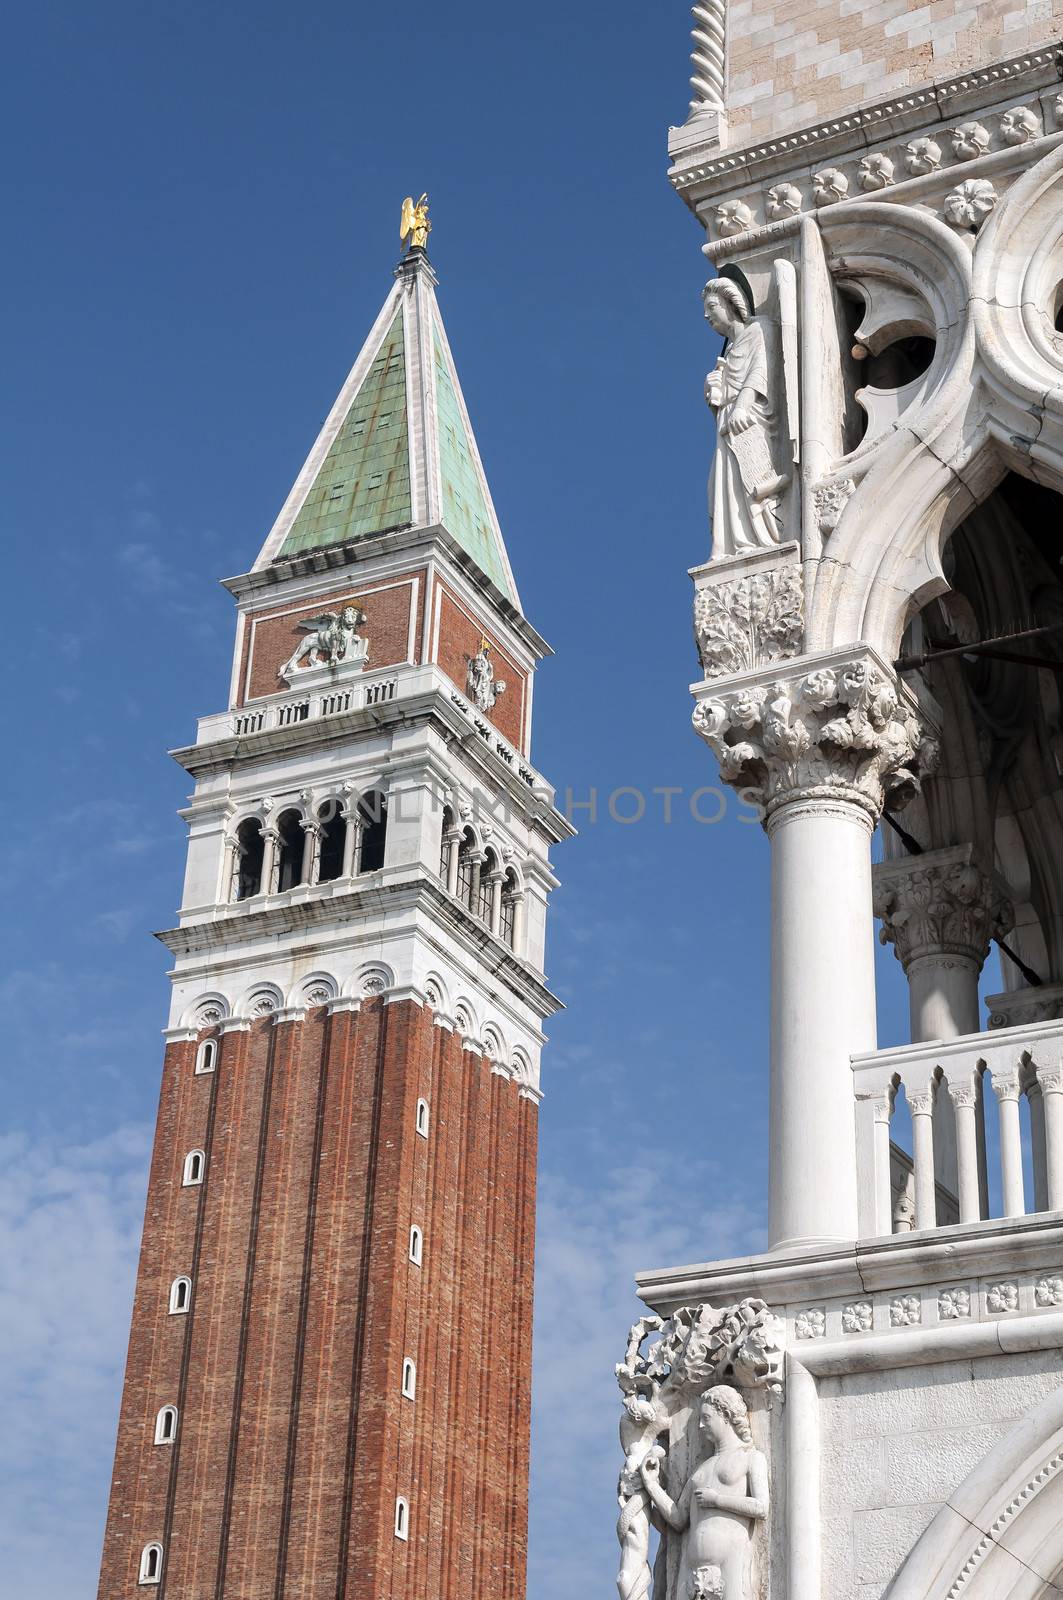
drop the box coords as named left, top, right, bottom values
left=620, top=11, right=1063, bottom=1600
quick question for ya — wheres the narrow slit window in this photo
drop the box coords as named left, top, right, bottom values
left=409, top=1225, right=423, bottom=1266
left=195, top=1039, right=217, bottom=1076
left=169, top=1276, right=192, bottom=1315
left=182, top=1149, right=205, bottom=1186
left=154, top=1405, right=178, bottom=1444
left=401, top=1357, right=416, bottom=1399
left=394, top=1497, right=409, bottom=1541
left=139, top=1543, right=163, bottom=1585
left=415, top=1098, right=429, bottom=1138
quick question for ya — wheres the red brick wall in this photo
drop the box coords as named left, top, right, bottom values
left=96, top=1000, right=538, bottom=1600
left=237, top=572, right=427, bottom=705
left=434, top=581, right=527, bottom=751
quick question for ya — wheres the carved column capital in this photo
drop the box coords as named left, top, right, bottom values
left=872, top=844, right=1013, bottom=972
left=692, top=648, right=935, bottom=823
left=991, top=1072, right=1023, bottom=1104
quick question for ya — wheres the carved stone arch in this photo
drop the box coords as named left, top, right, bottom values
left=481, top=1023, right=506, bottom=1063
left=293, top=971, right=338, bottom=1009
left=804, top=202, right=985, bottom=656
left=183, top=992, right=231, bottom=1029
left=453, top=997, right=479, bottom=1038
left=265, top=795, right=310, bottom=827
left=351, top=961, right=394, bottom=999
left=422, top=970, right=450, bottom=1013
left=887, top=1383, right=1063, bottom=1600
left=510, top=1047, right=533, bottom=1086
left=974, top=138, right=1063, bottom=461
left=240, top=982, right=284, bottom=1019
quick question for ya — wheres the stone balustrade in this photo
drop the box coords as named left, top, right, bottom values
left=853, top=1019, right=1063, bottom=1239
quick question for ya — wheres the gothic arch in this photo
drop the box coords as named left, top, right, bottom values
left=805, top=168, right=1063, bottom=659
left=887, top=1384, right=1063, bottom=1600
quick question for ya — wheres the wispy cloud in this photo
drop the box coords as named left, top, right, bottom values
left=0, top=1123, right=150, bottom=1596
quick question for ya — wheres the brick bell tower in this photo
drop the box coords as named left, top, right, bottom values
left=96, top=213, right=571, bottom=1600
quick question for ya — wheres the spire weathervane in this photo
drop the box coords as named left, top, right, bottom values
left=400, top=193, right=431, bottom=252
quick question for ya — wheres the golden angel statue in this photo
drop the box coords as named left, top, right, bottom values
left=400, top=194, right=431, bottom=251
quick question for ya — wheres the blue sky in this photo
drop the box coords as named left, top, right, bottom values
left=1, top=3, right=916, bottom=1594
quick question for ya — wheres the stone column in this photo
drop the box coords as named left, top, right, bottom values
left=694, top=651, right=931, bottom=1250
left=873, top=845, right=1012, bottom=1043
left=873, top=845, right=1010, bottom=1215
left=261, top=827, right=280, bottom=896
left=300, top=819, right=322, bottom=885
left=488, top=870, right=505, bottom=937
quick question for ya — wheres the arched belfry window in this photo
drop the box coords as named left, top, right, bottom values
left=195, top=1039, right=217, bottom=1076
left=234, top=818, right=264, bottom=901
left=275, top=809, right=305, bottom=892
left=358, top=790, right=388, bottom=874
left=317, top=800, right=346, bottom=883
left=415, top=1098, right=430, bottom=1138
left=500, top=871, right=520, bottom=950
left=455, top=830, right=476, bottom=908
left=139, top=1543, right=163, bottom=1584
left=409, top=1225, right=423, bottom=1266
left=394, top=1497, right=409, bottom=1541
left=401, top=1357, right=416, bottom=1399
left=439, top=806, right=455, bottom=880
left=154, top=1405, right=178, bottom=1444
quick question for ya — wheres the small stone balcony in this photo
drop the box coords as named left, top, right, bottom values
left=852, top=1018, right=1063, bottom=1240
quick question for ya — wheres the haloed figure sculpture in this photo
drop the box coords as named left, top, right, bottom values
left=640, top=1385, right=767, bottom=1600
left=703, top=277, right=786, bottom=556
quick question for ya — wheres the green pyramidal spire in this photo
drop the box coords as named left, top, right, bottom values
left=256, top=249, right=519, bottom=607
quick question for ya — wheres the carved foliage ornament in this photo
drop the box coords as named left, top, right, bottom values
left=694, top=565, right=802, bottom=680
left=692, top=660, right=933, bottom=819
left=944, top=178, right=998, bottom=231
left=812, top=166, right=849, bottom=205
left=874, top=855, right=1013, bottom=968
left=615, top=1299, right=781, bottom=1600
left=715, top=199, right=754, bottom=237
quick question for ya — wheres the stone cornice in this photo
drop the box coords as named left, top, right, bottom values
left=222, top=522, right=553, bottom=662
left=636, top=1212, right=1063, bottom=1312
left=669, top=43, right=1063, bottom=206
left=155, top=871, right=563, bottom=1022
left=170, top=676, right=574, bottom=846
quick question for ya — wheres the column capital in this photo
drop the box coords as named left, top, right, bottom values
left=991, top=1071, right=1023, bottom=1104
left=873, top=843, right=1013, bottom=972
left=692, top=647, right=936, bottom=824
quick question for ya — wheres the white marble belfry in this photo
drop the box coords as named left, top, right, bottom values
left=619, top=17, right=1063, bottom=1600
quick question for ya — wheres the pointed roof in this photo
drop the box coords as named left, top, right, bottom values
left=254, top=250, right=519, bottom=607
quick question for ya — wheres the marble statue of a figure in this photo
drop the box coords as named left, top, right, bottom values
left=703, top=278, right=786, bottom=557
left=640, top=1385, right=767, bottom=1600
left=283, top=604, right=368, bottom=676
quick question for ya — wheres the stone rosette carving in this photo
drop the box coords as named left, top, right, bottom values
left=890, top=1294, right=921, bottom=1328
left=693, top=565, right=802, bottom=680
left=615, top=1299, right=782, bottom=1600
left=944, top=178, right=998, bottom=230
left=905, top=136, right=942, bottom=175
left=794, top=1308, right=825, bottom=1340
left=766, top=182, right=802, bottom=220
left=951, top=120, right=991, bottom=160
left=813, top=477, right=854, bottom=533
left=842, top=1301, right=872, bottom=1333
left=858, top=152, right=894, bottom=190
left=938, top=1288, right=971, bottom=1320
left=987, top=1282, right=1019, bottom=1313
left=692, top=655, right=933, bottom=821
left=873, top=845, right=1013, bottom=971
left=715, top=199, right=754, bottom=237
left=1000, top=105, right=1040, bottom=145
left=1036, top=1276, right=1063, bottom=1307
left=812, top=166, right=849, bottom=206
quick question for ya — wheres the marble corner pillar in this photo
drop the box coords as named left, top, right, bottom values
left=693, top=649, right=933, bottom=1251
